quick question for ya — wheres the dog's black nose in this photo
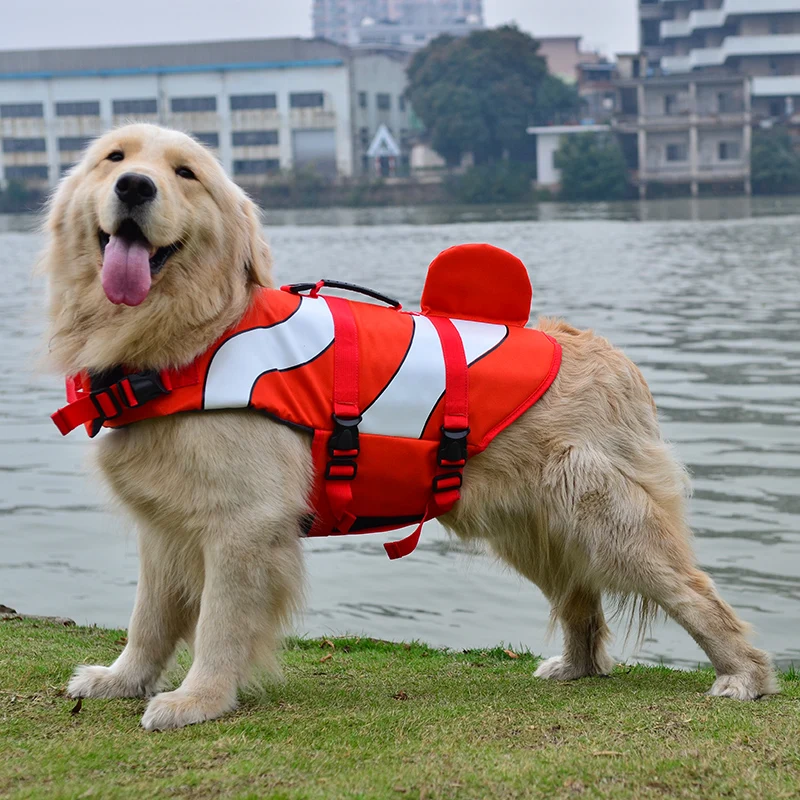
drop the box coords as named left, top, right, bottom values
left=115, top=173, right=157, bottom=208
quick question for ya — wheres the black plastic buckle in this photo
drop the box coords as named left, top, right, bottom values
left=90, top=387, right=123, bottom=423
left=438, top=427, right=470, bottom=468
left=433, top=472, right=463, bottom=493
left=329, top=414, right=362, bottom=458
left=120, top=370, right=169, bottom=408
left=325, top=459, right=358, bottom=481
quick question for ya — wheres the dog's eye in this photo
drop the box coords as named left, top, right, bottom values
left=107, top=151, right=124, bottom=162
left=176, top=166, right=197, bottom=181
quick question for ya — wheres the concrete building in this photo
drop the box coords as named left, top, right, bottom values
left=638, top=1, right=800, bottom=124
left=527, top=124, right=611, bottom=190
left=0, top=38, right=412, bottom=190
left=314, top=0, right=484, bottom=49
left=613, top=70, right=751, bottom=196
left=614, top=1, right=800, bottom=195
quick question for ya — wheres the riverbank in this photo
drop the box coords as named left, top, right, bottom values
left=2, top=619, right=798, bottom=799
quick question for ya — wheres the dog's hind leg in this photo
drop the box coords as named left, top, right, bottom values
left=575, top=469, right=778, bottom=700
left=140, top=524, right=304, bottom=731
left=67, top=527, right=200, bottom=700
left=534, top=585, right=614, bottom=680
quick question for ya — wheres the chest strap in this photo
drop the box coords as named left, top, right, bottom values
left=322, top=296, right=361, bottom=534
left=384, top=316, right=469, bottom=560
left=51, top=363, right=200, bottom=436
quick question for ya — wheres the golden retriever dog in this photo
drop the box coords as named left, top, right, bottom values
left=41, top=124, right=777, bottom=730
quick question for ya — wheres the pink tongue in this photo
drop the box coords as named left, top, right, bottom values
left=101, top=236, right=152, bottom=306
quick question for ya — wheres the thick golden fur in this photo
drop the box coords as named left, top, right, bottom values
left=41, top=124, right=777, bottom=731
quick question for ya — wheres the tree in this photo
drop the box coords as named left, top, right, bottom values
left=554, top=132, right=629, bottom=202
left=751, top=126, right=800, bottom=195
left=406, top=26, right=579, bottom=166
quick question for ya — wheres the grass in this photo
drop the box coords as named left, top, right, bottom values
left=1, top=619, right=798, bottom=799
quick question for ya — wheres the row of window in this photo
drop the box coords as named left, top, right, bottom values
left=0, top=93, right=325, bottom=119
left=664, top=141, right=741, bottom=163
left=2, top=130, right=280, bottom=154
left=192, top=131, right=279, bottom=148
left=358, top=92, right=406, bottom=112
left=4, top=159, right=282, bottom=180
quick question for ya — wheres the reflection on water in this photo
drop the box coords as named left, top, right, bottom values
left=1, top=198, right=799, bottom=669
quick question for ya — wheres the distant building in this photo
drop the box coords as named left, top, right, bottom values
left=535, top=37, right=618, bottom=124
left=609, top=1, right=800, bottom=196
left=0, top=38, right=412, bottom=189
left=313, top=0, right=392, bottom=46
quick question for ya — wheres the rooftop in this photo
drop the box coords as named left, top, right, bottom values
left=0, top=38, right=348, bottom=80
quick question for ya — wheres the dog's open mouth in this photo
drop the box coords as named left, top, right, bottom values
left=98, top=219, right=182, bottom=307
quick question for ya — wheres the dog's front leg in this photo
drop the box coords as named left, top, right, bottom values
left=141, top=521, right=303, bottom=731
left=68, top=527, right=199, bottom=700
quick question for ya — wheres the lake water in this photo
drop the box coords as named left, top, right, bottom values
left=2, top=197, right=799, bottom=669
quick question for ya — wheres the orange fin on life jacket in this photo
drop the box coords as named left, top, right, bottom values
left=421, top=243, right=532, bottom=328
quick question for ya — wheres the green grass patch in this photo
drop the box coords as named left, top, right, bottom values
left=1, top=619, right=798, bottom=799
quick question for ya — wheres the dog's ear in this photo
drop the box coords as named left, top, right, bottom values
left=238, top=193, right=273, bottom=288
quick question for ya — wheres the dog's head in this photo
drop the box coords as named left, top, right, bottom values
left=42, top=124, right=272, bottom=372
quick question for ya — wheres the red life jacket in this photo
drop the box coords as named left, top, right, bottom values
left=51, top=244, right=561, bottom=559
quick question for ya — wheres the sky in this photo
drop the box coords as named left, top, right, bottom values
left=0, top=0, right=638, bottom=60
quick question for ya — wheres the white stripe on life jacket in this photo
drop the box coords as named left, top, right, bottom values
left=360, top=316, right=507, bottom=439
left=204, top=296, right=334, bottom=409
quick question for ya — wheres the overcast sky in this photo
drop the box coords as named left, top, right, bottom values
left=0, top=0, right=638, bottom=60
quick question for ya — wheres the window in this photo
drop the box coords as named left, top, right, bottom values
left=0, top=103, right=44, bottom=118
left=358, top=92, right=368, bottom=109
left=113, top=98, right=158, bottom=115
left=233, top=159, right=280, bottom=175
left=230, top=94, right=277, bottom=111
left=60, top=163, right=76, bottom=176
left=5, top=165, right=49, bottom=180
left=399, top=95, right=406, bottom=112
left=377, top=93, right=391, bottom=111
left=717, top=92, right=737, bottom=114
left=193, top=132, right=220, bottom=148
left=232, top=130, right=279, bottom=146
left=770, top=18, right=781, bottom=35
left=289, top=92, right=324, bottom=109
left=666, top=143, right=688, bottom=162
left=58, top=136, right=92, bottom=151
left=55, top=101, right=100, bottom=117
left=360, top=127, right=369, bottom=148
left=770, top=99, right=783, bottom=117
left=3, top=137, right=47, bottom=153
left=718, top=141, right=741, bottom=161
left=664, top=94, right=678, bottom=115
left=171, top=96, right=217, bottom=113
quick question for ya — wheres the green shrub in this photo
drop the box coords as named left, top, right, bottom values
left=445, top=161, right=534, bottom=204
left=555, top=132, right=629, bottom=202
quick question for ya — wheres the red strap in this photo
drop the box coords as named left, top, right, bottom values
left=384, top=316, right=470, bottom=560
left=323, top=297, right=359, bottom=419
left=384, top=510, right=429, bottom=561
left=51, top=363, right=201, bottom=436
left=322, top=297, right=360, bottom=533
left=428, top=316, right=469, bottom=431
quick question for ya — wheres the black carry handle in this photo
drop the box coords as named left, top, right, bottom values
left=283, top=280, right=402, bottom=309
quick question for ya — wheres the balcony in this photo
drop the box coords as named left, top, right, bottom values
left=661, top=1, right=800, bottom=40
left=662, top=33, right=800, bottom=72
left=751, top=75, right=800, bottom=96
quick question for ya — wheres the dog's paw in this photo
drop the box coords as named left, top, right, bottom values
left=534, top=656, right=590, bottom=681
left=67, top=665, right=157, bottom=699
left=708, top=672, right=778, bottom=701
left=141, top=688, right=236, bottom=731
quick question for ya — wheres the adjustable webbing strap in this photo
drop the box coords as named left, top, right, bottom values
left=384, top=315, right=469, bottom=560
left=51, top=363, right=200, bottom=436
left=322, top=296, right=361, bottom=533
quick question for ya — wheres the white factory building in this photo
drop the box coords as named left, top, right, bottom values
left=0, top=38, right=412, bottom=189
